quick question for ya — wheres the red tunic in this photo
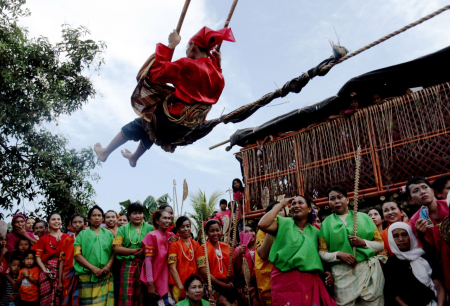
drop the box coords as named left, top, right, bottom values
left=149, top=43, right=225, bottom=115
left=410, top=200, right=450, bottom=291
left=59, top=235, right=75, bottom=274
left=34, top=233, right=69, bottom=263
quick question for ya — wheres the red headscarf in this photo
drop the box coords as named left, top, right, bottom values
left=189, top=26, right=235, bottom=51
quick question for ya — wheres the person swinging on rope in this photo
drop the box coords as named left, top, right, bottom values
left=94, top=26, right=235, bottom=166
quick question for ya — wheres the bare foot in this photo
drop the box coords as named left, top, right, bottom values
left=94, top=143, right=108, bottom=162
left=121, top=149, right=136, bottom=167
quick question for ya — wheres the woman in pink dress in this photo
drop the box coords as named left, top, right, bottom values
left=215, top=199, right=231, bottom=226
left=6, top=214, right=37, bottom=252
left=141, top=210, right=176, bottom=306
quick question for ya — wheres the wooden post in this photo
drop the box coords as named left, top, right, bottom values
left=201, top=214, right=212, bottom=294
left=216, top=0, right=239, bottom=52
left=176, top=0, right=191, bottom=34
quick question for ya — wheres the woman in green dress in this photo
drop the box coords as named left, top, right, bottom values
left=319, top=185, right=385, bottom=306
left=112, top=202, right=155, bottom=306
left=74, top=205, right=115, bottom=306
left=174, top=275, right=215, bottom=306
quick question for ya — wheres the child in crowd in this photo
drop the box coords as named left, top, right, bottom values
left=2, top=256, right=21, bottom=306
left=17, top=250, right=40, bottom=306
left=16, top=238, right=31, bottom=256
left=0, top=221, right=9, bottom=278
left=216, top=199, right=231, bottom=226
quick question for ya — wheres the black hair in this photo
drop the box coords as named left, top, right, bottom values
left=33, top=219, right=47, bottom=230
left=119, top=211, right=128, bottom=220
left=158, top=204, right=173, bottom=212
left=175, top=216, right=191, bottom=230
left=232, top=178, right=245, bottom=193
left=204, top=220, right=221, bottom=233
left=405, top=176, right=431, bottom=197
left=183, top=274, right=203, bottom=291
left=220, top=199, right=228, bottom=205
left=70, top=214, right=87, bottom=224
left=127, top=202, right=144, bottom=216
left=368, top=207, right=384, bottom=218
left=88, top=205, right=105, bottom=219
left=105, top=210, right=118, bottom=218
left=47, top=212, right=61, bottom=223
left=431, top=174, right=450, bottom=199
left=381, top=201, right=401, bottom=211
left=326, top=185, right=348, bottom=198
left=218, top=288, right=242, bottom=305
left=10, top=253, right=23, bottom=265
left=265, top=200, right=289, bottom=217
left=244, top=223, right=257, bottom=233
left=152, top=210, right=171, bottom=229
left=213, top=211, right=218, bottom=214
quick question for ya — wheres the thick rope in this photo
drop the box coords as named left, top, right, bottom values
left=352, top=146, right=362, bottom=257
left=320, top=4, right=450, bottom=74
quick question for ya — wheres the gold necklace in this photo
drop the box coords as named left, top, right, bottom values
left=129, top=223, right=144, bottom=245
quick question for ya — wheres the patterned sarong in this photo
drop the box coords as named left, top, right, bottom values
left=78, top=272, right=114, bottom=306
left=39, top=258, right=61, bottom=306
left=62, top=270, right=79, bottom=306
left=271, top=267, right=337, bottom=306
left=119, top=259, right=142, bottom=306
left=331, top=256, right=384, bottom=306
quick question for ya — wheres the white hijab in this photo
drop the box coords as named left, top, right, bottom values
left=388, top=222, right=436, bottom=297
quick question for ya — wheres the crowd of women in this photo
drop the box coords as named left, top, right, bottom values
left=0, top=176, right=449, bottom=306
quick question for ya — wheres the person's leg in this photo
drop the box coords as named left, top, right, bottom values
left=121, top=141, right=149, bottom=168
left=95, top=132, right=128, bottom=162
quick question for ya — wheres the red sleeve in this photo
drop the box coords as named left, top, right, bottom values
left=34, top=237, right=46, bottom=258
left=6, top=234, right=15, bottom=252
left=148, top=43, right=183, bottom=85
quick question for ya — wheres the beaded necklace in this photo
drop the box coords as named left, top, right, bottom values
left=129, top=222, right=144, bottom=245
left=49, top=232, right=62, bottom=250
left=181, top=239, right=195, bottom=261
left=214, top=242, right=224, bottom=274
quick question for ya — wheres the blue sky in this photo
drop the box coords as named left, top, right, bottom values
left=3, top=0, right=450, bottom=220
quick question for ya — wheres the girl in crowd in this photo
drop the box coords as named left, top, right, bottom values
left=16, top=238, right=31, bottom=256
left=310, top=200, right=321, bottom=229
left=26, top=218, right=36, bottom=233
left=169, top=216, right=201, bottom=302
left=232, top=179, right=245, bottom=205
left=32, top=220, right=48, bottom=240
left=17, top=250, right=40, bottom=306
left=215, top=200, right=231, bottom=226
left=368, top=208, right=384, bottom=233
left=113, top=202, right=155, bottom=306
left=380, top=201, right=408, bottom=256
left=105, top=210, right=119, bottom=237
left=174, top=275, right=215, bottom=306
left=141, top=210, right=175, bottom=306
left=74, top=206, right=115, bottom=306
left=159, top=205, right=176, bottom=233
left=384, top=222, right=445, bottom=306
left=35, top=212, right=69, bottom=305
left=59, top=214, right=86, bottom=306
left=197, top=220, right=233, bottom=296
left=3, top=256, right=21, bottom=306
left=431, top=174, right=450, bottom=200
left=234, top=224, right=258, bottom=304
left=319, top=186, right=385, bottom=306
left=255, top=201, right=287, bottom=306
left=6, top=214, right=37, bottom=252
left=117, top=213, right=129, bottom=227
left=259, top=196, right=336, bottom=306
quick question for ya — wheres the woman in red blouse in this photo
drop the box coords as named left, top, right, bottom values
left=35, top=212, right=69, bottom=305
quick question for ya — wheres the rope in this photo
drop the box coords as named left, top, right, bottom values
left=221, top=4, right=450, bottom=123
left=352, top=146, right=362, bottom=257
left=319, top=4, right=450, bottom=74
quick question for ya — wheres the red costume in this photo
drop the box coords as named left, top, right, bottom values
left=148, top=26, right=235, bottom=115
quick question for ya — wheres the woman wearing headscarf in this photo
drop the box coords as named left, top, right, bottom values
left=6, top=214, right=37, bottom=252
left=384, top=222, right=445, bottom=306
left=319, top=186, right=385, bottom=306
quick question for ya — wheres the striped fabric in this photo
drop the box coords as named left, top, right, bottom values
left=119, top=260, right=142, bottom=306
left=78, top=273, right=114, bottom=306
left=39, top=258, right=61, bottom=306
left=62, top=270, right=79, bottom=306
left=1, top=277, right=19, bottom=306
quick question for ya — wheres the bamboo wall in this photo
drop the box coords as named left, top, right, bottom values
left=239, top=82, right=450, bottom=218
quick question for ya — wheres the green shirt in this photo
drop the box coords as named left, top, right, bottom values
left=269, top=216, right=324, bottom=273
left=319, top=210, right=377, bottom=263
left=73, top=227, right=114, bottom=282
left=175, top=298, right=209, bottom=306
left=113, top=222, right=155, bottom=260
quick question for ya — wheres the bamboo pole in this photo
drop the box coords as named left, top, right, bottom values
left=175, top=0, right=191, bottom=34
left=216, top=0, right=239, bottom=52
left=227, top=204, right=239, bottom=277
left=201, top=214, right=213, bottom=294
left=226, top=200, right=235, bottom=244
left=352, top=146, right=362, bottom=258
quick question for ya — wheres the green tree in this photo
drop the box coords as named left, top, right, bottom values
left=119, top=194, right=171, bottom=225
left=187, top=189, right=222, bottom=233
left=0, top=0, right=106, bottom=221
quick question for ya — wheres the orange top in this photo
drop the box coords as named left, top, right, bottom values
left=381, top=222, right=421, bottom=256
left=59, top=235, right=75, bottom=273
left=19, top=267, right=40, bottom=301
left=168, top=239, right=200, bottom=285
left=196, top=241, right=233, bottom=280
